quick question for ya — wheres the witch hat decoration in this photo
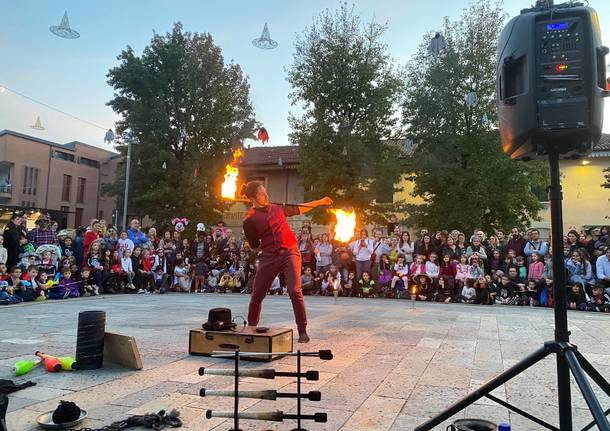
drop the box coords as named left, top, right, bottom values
left=252, top=23, right=278, bottom=49
left=50, top=11, right=80, bottom=39
left=30, top=116, right=45, bottom=130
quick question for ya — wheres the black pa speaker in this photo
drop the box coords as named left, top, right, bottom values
left=496, top=2, right=608, bottom=160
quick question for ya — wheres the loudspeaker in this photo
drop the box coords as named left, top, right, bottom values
left=496, top=2, right=608, bottom=160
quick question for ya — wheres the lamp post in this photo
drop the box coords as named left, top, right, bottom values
left=121, top=134, right=139, bottom=231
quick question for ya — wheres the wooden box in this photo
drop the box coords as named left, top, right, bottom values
left=189, top=327, right=293, bottom=361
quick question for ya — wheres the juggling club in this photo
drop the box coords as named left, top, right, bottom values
left=35, top=351, right=61, bottom=372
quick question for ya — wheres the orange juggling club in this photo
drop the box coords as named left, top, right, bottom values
left=35, top=351, right=61, bottom=373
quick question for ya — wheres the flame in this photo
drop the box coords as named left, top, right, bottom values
left=331, top=209, right=356, bottom=243
left=221, top=148, right=244, bottom=200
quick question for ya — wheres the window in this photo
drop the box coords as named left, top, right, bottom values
left=75, top=208, right=83, bottom=228
left=78, top=157, right=99, bottom=168
left=77, top=177, right=86, bottom=204
left=22, top=166, right=39, bottom=196
left=62, top=175, right=72, bottom=202
left=53, top=150, right=75, bottom=162
left=60, top=206, right=69, bottom=213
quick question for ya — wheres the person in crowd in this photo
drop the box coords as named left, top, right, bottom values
left=426, top=252, right=440, bottom=284
left=79, top=267, right=97, bottom=296
left=455, top=254, right=471, bottom=294
left=0, top=281, right=22, bottom=305
left=489, top=249, right=503, bottom=274
left=128, top=219, right=148, bottom=249
left=391, top=254, right=410, bottom=293
left=498, top=274, right=518, bottom=305
left=466, top=236, right=488, bottom=263
left=469, top=256, right=485, bottom=280
left=460, top=279, right=477, bottom=304
left=315, top=233, right=333, bottom=274
left=566, top=249, right=595, bottom=294
left=439, top=254, right=456, bottom=289
left=596, top=248, right=610, bottom=292
left=413, top=228, right=428, bottom=253
left=567, top=284, right=587, bottom=311
left=343, top=270, right=356, bottom=297
left=371, top=228, right=389, bottom=279
left=432, top=275, right=453, bottom=303
left=173, top=259, right=192, bottom=292
left=84, top=219, right=104, bottom=255
left=585, top=284, right=610, bottom=312
left=456, top=233, right=468, bottom=257
left=7, top=265, right=33, bottom=301
left=387, top=215, right=398, bottom=237
left=515, top=256, right=528, bottom=281
left=3, top=212, right=27, bottom=269
left=103, top=226, right=119, bottom=251
left=28, top=215, right=58, bottom=249
left=321, top=264, right=342, bottom=295
left=486, top=235, right=504, bottom=258
left=524, top=229, right=548, bottom=262
left=441, top=236, right=459, bottom=262
left=357, top=271, right=376, bottom=298
left=350, top=229, right=374, bottom=281
left=507, top=227, right=527, bottom=258
left=377, top=254, right=394, bottom=297
left=301, top=266, right=315, bottom=295
left=398, top=231, right=415, bottom=264
left=73, top=228, right=85, bottom=268
left=190, top=230, right=209, bottom=265
left=528, top=252, right=545, bottom=282
left=0, top=236, right=7, bottom=265
left=413, top=273, right=432, bottom=301
left=409, top=254, right=427, bottom=277
left=147, top=227, right=160, bottom=249
left=121, top=248, right=136, bottom=292
left=387, top=236, right=400, bottom=264
left=33, top=269, right=50, bottom=300
left=48, top=267, right=72, bottom=299
left=416, top=233, right=435, bottom=259
left=566, top=230, right=583, bottom=255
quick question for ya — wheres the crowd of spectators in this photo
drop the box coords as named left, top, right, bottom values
left=1, top=210, right=610, bottom=313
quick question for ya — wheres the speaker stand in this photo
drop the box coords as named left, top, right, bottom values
left=415, top=149, right=610, bottom=431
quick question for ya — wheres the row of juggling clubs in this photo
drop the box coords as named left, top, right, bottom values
left=14, top=352, right=77, bottom=375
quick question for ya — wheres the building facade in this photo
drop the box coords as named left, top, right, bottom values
left=0, top=130, right=120, bottom=229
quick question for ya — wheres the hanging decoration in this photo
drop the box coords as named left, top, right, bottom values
left=104, top=129, right=115, bottom=144
left=277, top=157, right=283, bottom=167
left=428, top=32, right=447, bottom=57
left=465, top=89, right=478, bottom=108
left=30, top=116, right=45, bottom=130
left=257, top=127, right=269, bottom=144
left=50, top=11, right=80, bottom=39
left=162, top=162, right=167, bottom=169
left=252, top=23, right=278, bottom=50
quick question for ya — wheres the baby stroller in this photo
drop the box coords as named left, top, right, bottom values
left=35, top=245, right=61, bottom=275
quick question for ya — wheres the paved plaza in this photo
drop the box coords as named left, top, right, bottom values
left=2, top=295, right=610, bottom=430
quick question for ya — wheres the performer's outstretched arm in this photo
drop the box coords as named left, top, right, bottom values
left=297, top=197, right=333, bottom=215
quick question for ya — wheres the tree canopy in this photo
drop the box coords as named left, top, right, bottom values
left=400, top=1, right=547, bottom=233
left=105, top=23, right=256, bottom=229
left=287, top=2, right=404, bottom=224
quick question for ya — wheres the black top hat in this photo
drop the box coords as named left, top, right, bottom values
left=202, top=308, right=236, bottom=331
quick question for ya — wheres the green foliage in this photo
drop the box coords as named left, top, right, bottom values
left=287, top=2, right=404, bottom=224
left=105, top=23, right=256, bottom=229
left=401, top=0, right=547, bottom=233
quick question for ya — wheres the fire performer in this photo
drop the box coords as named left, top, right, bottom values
left=241, top=181, right=333, bottom=343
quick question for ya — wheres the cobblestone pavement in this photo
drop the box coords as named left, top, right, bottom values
left=2, top=294, right=610, bottom=430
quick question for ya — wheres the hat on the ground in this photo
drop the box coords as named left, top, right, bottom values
left=202, top=308, right=237, bottom=331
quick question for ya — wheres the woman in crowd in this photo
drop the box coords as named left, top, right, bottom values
left=566, top=249, right=595, bottom=294
left=456, top=233, right=468, bottom=257
left=298, top=229, right=315, bottom=272
left=315, top=233, right=333, bottom=274
left=398, top=231, right=414, bottom=264
left=416, top=233, right=434, bottom=259
left=441, top=236, right=459, bottom=261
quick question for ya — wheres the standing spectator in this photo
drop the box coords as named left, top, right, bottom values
left=73, top=228, right=85, bottom=268
left=416, top=233, right=434, bottom=259
left=441, top=236, right=459, bottom=261
left=28, top=216, right=58, bottom=248
left=524, top=229, right=548, bottom=261
left=467, top=236, right=488, bottom=264
left=117, top=231, right=135, bottom=255
left=103, top=227, right=119, bottom=251
left=596, top=248, right=610, bottom=291
left=350, top=229, right=374, bottom=280
left=315, top=233, right=333, bottom=273
left=528, top=252, right=545, bottom=281
left=439, top=254, right=457, bottom=288
left=398, top=231, right=415, bottom=263
left=565, top=230, right=582, bottom=255
left=413, top=228, right=429, bottom=253
left=298, top=229, right=315, bottom=271
left=3, top=212, right=27, bottom=269
left=456, top=233, right=468, bottom=257
left=507, top=227, right=527, bottom=258
left=147, top=227, right=160, bottom=249
left=190, top=231, right=209, bottom=264
left=84, top=220, right=103, bottom=255
left=128, top=219, right=148, bottom=249
left=0, top=236, right=7, bottom=265
left=387, top=215, right=398, bottom=237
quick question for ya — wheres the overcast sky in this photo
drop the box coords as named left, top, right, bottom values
left=1, top=0, right=609, bottom=150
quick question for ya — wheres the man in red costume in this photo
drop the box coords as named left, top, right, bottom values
left=241, top=181, right=332, bottom=343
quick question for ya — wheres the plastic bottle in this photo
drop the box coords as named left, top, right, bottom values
left=498, top=421, right=511, bottom=431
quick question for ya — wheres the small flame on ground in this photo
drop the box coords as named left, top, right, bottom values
left=331, top=209, right=356, bottom=243
left=221, top=148, right=244, bottom=200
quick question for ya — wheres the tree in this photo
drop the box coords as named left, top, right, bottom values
left=105, top=23, right=256, bottom=229
left=400, top=1, right=547, bottom=233
left=287, top=3, right=404, bottom=224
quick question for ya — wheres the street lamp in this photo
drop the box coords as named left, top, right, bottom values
left=121, top=133, right=139, bottom=231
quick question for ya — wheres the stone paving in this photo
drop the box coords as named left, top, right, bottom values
left=2, top=294, right=610, bottom=430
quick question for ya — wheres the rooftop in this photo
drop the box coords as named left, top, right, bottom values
left=0, top=129, right=118, bottom=156
left=242, top=145, right=300, bottom=166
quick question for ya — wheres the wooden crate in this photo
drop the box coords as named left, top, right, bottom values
left=189, top=327, right=293, bottom=361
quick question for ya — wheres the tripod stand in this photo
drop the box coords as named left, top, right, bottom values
left=416, top=150, right=610, bottom=431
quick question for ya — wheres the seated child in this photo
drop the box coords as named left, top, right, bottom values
left=219, top=271, right=237, bottom=293
left=567, top=284, right=587, bottom=311
left=460, top=279, right=477, bottom=303
left=269, top=276, right=282, bottom=295
left=357, top=271, right=376, bottom=298
left=413, top=273, right=432, bottom=301
left=7, top=266, right=34, bottom=302
left=0, top=281, right=22, bottom=305
left=343, top=270, right=355, bottom=297
left=498, top=275, right=519, bottom=305
left=38, top=250, right=57, bottom=276
left=585, top=284, right=610, bottom=312
left=48, top=267, right=77, bottom=299
left=0, top=263, right=7, bottom=281
left=173, top=259, right=191, bottom=292
left=79, top=267, right=97, bottom=296
left=301, top=267, right=314, bottom=295
left=433, top=275, right=453, bottom=303
left=152, top=265, right=168, bottom=293
left=34, top=271, right=57, bottom=300
left=24, top=265, right=45, bottom=301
